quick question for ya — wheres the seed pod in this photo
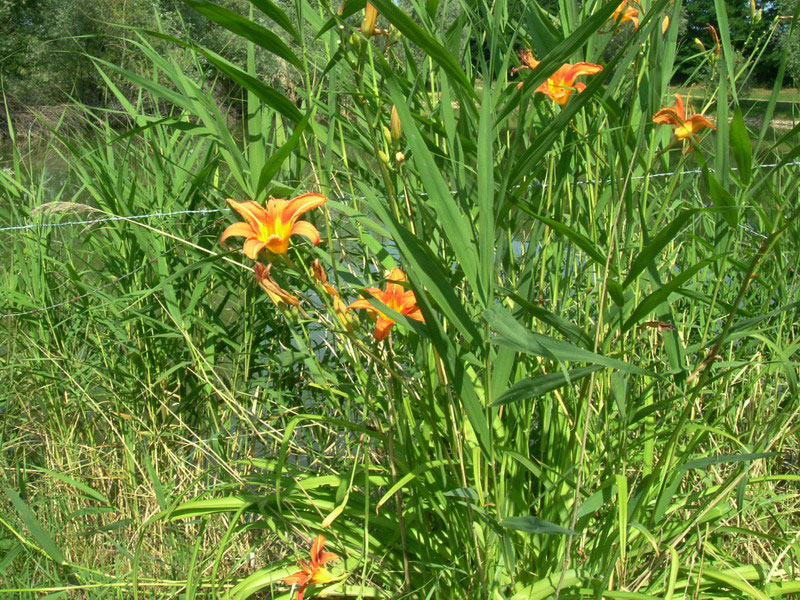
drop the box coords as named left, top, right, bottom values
left=390, top=105, right=402, bottom=142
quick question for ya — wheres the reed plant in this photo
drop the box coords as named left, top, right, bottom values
left=2, top=0, right=800, bottom=598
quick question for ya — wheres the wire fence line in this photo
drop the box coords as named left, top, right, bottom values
left=1, top=160, right=798, bottom=319
left=2, top=161, right=799, bottom=235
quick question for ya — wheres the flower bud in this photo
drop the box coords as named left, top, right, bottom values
left=661, top=15, right=670, bottom=34
left=382, top=125, right=392, bottom=146
left=378, top=151, right=390, bottom=164
left=390, top=105, right=402, bottom=142
left=750, top=0, right=756, bottom=18
left=361, top=3, right=378, bottom=37
left=755, top=8, right=762, bottom=23
left=694, top=38, right=706, bottom=52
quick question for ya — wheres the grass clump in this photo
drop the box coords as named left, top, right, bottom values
left=2, top=0, right=800, bottom=599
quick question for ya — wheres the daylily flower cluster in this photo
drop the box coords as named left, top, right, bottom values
left=221, top=192, right=423, bottom=342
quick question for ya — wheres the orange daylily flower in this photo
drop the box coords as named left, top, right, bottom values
left=347, top=268, right=424, bottom=341
left=535, top=62, right=604, bottom=106
left=513, top=47, right=541, bottom=87
left=254, top=263, right=300, bottom=306
left=611, top=0, right=640, bottom=29
left=652, top=93, right=716, bottom=141
left=283, top=535, right=339, bottom=600
left=220, top=193, right=327, bottom=259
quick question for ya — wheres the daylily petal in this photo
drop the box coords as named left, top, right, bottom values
left=348, top=298, right=380, bottom=313
left=283, top=193, right=328, bottom=225
left=652, top=107, right=680, bottom=125
left=265, top=234, right=290, bottom=255
left=310, top=566, right=336, bottom=584
left=309, top=535, right=326, bottom=565
left=227, top=199, right=268, bottom=230
left=220, top=222, right=255, bottom=246
left=386, top=268, right=407, bottom=283
left=673, top=93, right=686, bottom=120
left=243, top=238, right=266, bottom=260
left=688, top=114, right=716, bottom=131
left=290, top=221, right=322, bottom=247
left=283, top=570, right=312, bottom=586
left=374, top=317, right=395, bottom=341
left=316, top=551, right=339, bottom=565
left=567, top=62, right=604, bottom=79
left=404, top=306, right=425, bottom=322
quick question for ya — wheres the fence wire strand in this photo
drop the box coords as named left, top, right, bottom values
left=1, top=160, right=799, bottom=319
left=2, top=161, right=798, bottom=235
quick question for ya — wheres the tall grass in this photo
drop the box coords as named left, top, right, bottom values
left=2, top=0, right=800, bottom=598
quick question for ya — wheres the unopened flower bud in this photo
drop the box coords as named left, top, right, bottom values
left=661, top=15, right=670, bottom=34
left=390, top=106, right=402, bottom=142
left=361, top=3, right=378, bottom=37
left=395, top=151, right=405, bottom=164
left=694, top=38, right=706, bottom=52
left=382, top=125, right=392, bottom=146
left=750, top=0, right=756, bottom=18
left=378, top=151, right=390, bottom=164
left=755, top=8, right=762, bottom=22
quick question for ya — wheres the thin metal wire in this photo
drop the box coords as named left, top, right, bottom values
left=1, top=160, right=798, bottom=319
left=2, top=161, right=798, bottom=234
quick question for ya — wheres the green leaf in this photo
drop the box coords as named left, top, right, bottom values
left=486, top=306, right=647, bottom=375
left=730, top=108, right=752, bottom=186
left=704, top=168, right=738, bottom=228
left=317, top=0, right=366, bottom=38
left=517, top=208, right=606, bottom=265
left=143, top=29, right=303, bottom=122
left=500, top=516, right=577, bottom=535
left=256, top=112, right=311, bottom=198
left=183, top=0, right=304, bottom=70
left=675, top=452, right=778, bottom=472
left=4, top=487, right=66, bottom=565
left=248, top=0, right=300, bottom=40
left=169, top=496, right=258, bottom=520
left=621, top=256, right=721, bottom=333
left=476, top=76, right=495, bottom=307
left=369, top=0, right=475, bottom=98
left=493, top=365, right=602, bottom=406
left=623, top=209, right=702, bottom=288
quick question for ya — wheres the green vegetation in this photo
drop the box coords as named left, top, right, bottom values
left=2, top=1, right=800, bottom=599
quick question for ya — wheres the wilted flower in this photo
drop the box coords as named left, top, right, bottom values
left=513, top=47, right=541, bottom=89
left=707, top=24, right=721, bottom=55
left=347, top=268, right=424, bottom=341
left=535, top=62, right=604, bottom=106
left=220, top=193, right=327, bottom=258
left=254, top=263, right=299, bottom=306
left=283, top=535, right=339, bottom=600
left=652, top=93, right=716, bottom=141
